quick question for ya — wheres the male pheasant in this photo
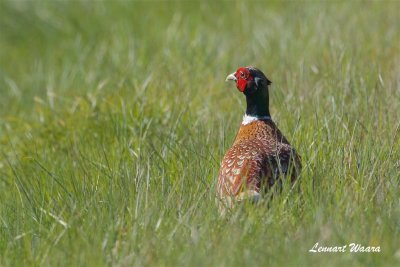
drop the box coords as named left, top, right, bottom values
left=217, top=66, right=301, bottom=212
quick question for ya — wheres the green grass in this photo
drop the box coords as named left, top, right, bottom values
left=0, top=1, right=399, bottom=266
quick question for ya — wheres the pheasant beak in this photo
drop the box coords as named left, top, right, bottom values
left=225, top=72, right=237, bottom=82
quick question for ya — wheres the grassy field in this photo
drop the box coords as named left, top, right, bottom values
left=0, top=1, right=399, bottom=266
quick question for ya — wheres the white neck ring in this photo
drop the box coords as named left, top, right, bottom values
left=242, top=114, right=271, bottom=125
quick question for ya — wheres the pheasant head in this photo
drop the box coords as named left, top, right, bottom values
left=226, top=66, right=272, bottom=117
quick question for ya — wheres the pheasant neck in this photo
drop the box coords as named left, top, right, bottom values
left=245, top=92, right=270, bottom=117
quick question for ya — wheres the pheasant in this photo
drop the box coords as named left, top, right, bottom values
left=217, top=66, right=301, bottom=212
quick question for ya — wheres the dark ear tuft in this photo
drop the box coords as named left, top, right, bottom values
left=248, top=66, right=272, bottom=87
left=254, top=77, right=262, bottom=88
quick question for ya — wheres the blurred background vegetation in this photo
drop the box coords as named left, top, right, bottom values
left=0, top=1, right=399, bottom=266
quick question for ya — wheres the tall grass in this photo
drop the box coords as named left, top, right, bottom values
left=0, top=1, right=399, bottom=266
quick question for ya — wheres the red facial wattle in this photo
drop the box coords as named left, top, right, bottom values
left=235, top=67, right=253, bottom=92
left=237, top=78, right=248, bottom=92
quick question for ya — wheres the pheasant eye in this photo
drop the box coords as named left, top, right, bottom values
left=240, top=72, right=245, bottom=78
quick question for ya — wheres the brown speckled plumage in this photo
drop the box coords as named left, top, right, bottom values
left=217, top=119, right=300, bottom=200
left=217, top=67, right=301, bottom=211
